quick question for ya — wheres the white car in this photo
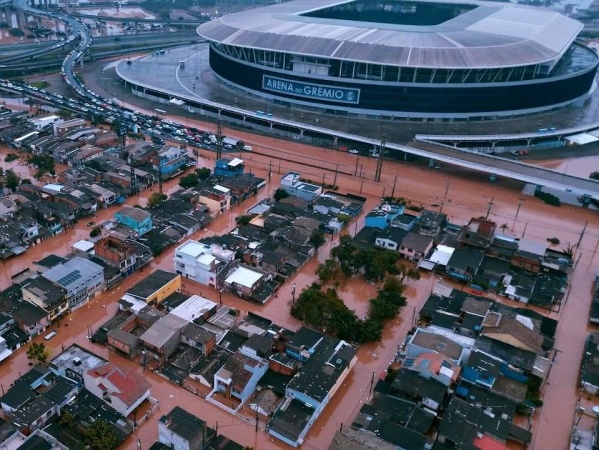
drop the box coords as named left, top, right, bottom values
left=349, top=149, right=359, bottom=154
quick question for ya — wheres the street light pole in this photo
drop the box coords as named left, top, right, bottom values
left=292, top=283, right=296, bottom=302
left=512, top=198, right=524, bottom=231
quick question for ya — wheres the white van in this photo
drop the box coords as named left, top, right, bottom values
left=243, top=145, right=253, bottom=152
left=44, top=331, right=57, bottom=341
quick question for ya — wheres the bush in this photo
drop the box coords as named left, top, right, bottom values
left=4, top=153, right=19, bottom=162
left=534, top=190, right=560, bottom=206
left=547, top=237, right=560, bottom=245
left=8, top=28, right=24, bottom=37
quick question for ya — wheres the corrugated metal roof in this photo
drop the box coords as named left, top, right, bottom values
left=197, top=0, right=583, bottom=69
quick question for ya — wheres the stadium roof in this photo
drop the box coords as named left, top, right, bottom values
left=197, top=0, right=582, bottom=69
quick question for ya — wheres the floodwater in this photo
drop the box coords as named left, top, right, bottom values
left=0, top=111, right=598, bottom=449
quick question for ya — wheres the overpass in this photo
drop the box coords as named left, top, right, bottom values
left=414, top=123, right=599, bottom=147
left=69, top=12, right=208, bottom=27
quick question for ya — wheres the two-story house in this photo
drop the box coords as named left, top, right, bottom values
left=114, top=206, right=153, bottom=237
left=41, top=256, right=104, bottom=310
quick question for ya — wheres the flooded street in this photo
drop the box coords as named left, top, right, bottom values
left=0, top=109, right=598, bottom=448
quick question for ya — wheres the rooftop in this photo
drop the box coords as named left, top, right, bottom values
left=410, top=329, right=463, bottom=361
left=286, top=336, right=356, bottom=403
left=126, top=270, right=180, bottom=300
left=42, top=256, right=103, bottom=290
left=224, top=266, right=264, bottom=289
left=170, top=295, right=217, bottom=323
left=49, top=344, right=108, bottom=380
left=140, top=314, right=188, bottom=349
left=86, top=363, right=151, bottom=408
left=159, top=406, right=214, bottom=443
left=198, top=0, right=584, bottom=70
left=116, top=206, right=151, bottom=222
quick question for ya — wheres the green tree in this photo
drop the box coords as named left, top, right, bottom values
left=368, top=296, right=399, bottom=321
left=310, top=229, right=326, bottom=248
left=358, top=318, right=384, bottom=342
left=396, top=263, right=421, bottom=283
left=90, top=226, right=102, bottom=238
left=84, top=420, right=119, bottom=450
left=58, top=411, right=77, bottom=429
left=26, top=342, right=50, bottom=365
left=273, top=188, right=289, bottom=201
left=236, top=215, right=252, bottom=226
left=590, top=171, right=599, bottom=181
left=8, top=28, right=24, bottom=37
left=5, top=170, right=20, bottom=191
left=179, top=172, right=199, bottom=188
left=316, top=259, right=338, bottom=284
left=147, top=193, right=167, bottom=208
left=196, top=167, right=211, bottom=180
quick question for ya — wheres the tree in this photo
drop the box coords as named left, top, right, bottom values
left=58, top=411, right=77, bottom=429
left=5, top=170, right=20, bottom=191
left=196, top=167, right=211, bottom=180
left=8, top=28, right=24, bottom=37
left=590, top=171, right=599, bottom=181
left=310, top=229, right=326, bottom=248
left=179, top=172, right=199, bottom=188
left=147, top=193, right=167, bottom=208
left=90, top=226, right=102, bottom=238
left=500, top=223, right=509, bottom=233
left=236, top=215, right=252, bottom=226
left=316, top=259, right=338, bottom=284
left=84, top=420, right=119, bottom=450
left=396, top=263, right=421, bottom=283
left=273, top=188, right=289, bottom=201
left=26, top=342, right=50, bottom=365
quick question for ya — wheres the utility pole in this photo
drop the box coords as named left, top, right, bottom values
left=391, top=174, right=398, bottom=198
left=577, top=221, right=588, bottom=248
left=129, top=156, right=138, bottom=197
left=216, top=119, right=223, bottom=160
left=374, top=137, right=386, bottom=182
left=268, top=160, right=272, bottom=183
left=333, top=163, right=339, bottom=187
left=439, top=179, right=450, bottom=214
left=512, top=198, right=524, bottom=231
left=354, top=158, right=359, bottom=176
left=485, top=196, right=494, bottom=219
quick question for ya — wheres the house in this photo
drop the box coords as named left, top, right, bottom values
left=94, top=235, right=152, bottom=277
left=114, top=206, right=153, bottom=237
left=154, top=146, right=188, bottom=179
left=199, top=185, right=231, bottom=213
left=61, top=389, right=133, bottom=446
left=84, top=363, right=151, bottom=416
left=279, top=172, right=323, bottom=201
left=181, top=323, right=217, bottom=357
left=312, top=196, right=344, bottom=216
left=398, top=232, right=434, bottom=263
left=223, top=265, right=270, bottom=302
left=446, top=247, right=485, bottom=282
left=214, top=158, right=245, bottom=178
left=402, top=352, right=460, bottom=386
left=0, top=284, right=49, bottom=338
left=158, top=406, right=216, bottom=450
left=437, top=397, right=512, bottom=448
left=457, top=217, right=497, bottom=249
left=480, top=312, right=544, bottom=355
left=268, top=336, right=357, bottom=447
left=413, top=210, right=446, bottom=238
left=174, top=240, right=234, bottom=287
left=140, top=314, right=189, bottom=361
left=375, top=227, right=408, bottom=251
left=21, top=276, right=68, bottom=322
left=126, top=270, right=181, bottom=306
left=390, top=369, right=448, bottom=411
left=49, top=343, right=108, bottom=384
left=407, top=328, right=466, bottom=365
left=364, top=202, right=404, bottom=230
left=212, top=350, right=269, bottom=404
left=272, top=226, right=314, bottom=255
left=286, top=327, right=324, bottom=363
left=41, top=256, right=104, bottom=310
left=581, top=333, right=599, bottom=395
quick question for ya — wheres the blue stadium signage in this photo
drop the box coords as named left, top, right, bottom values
left=262, top=75, right=360, bottom=104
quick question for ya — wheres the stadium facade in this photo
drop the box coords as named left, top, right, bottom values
left=197, top=0, right=599, bottom=119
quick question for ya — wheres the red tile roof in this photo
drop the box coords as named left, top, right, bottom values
left=87, top=363, right=150, bottom=407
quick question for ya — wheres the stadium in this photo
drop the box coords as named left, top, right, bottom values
left=196, top=0, right=599, bottom=119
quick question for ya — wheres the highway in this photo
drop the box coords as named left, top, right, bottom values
left=2, top=0, right=599, bottom=200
